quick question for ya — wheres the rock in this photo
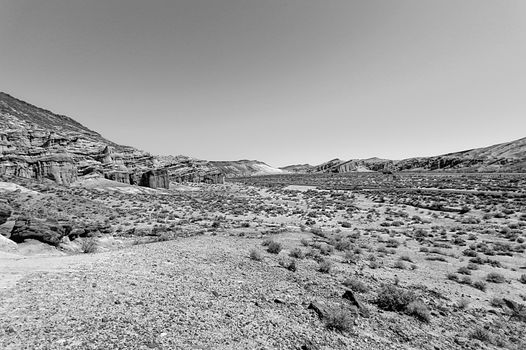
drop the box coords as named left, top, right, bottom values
left=0, top=234, right=18, bottom=253
left=140, top=169, right=169, bottom=189
left=0, top=220, right=15, bottom=238
left=342, top=289, right=363, bottom=309
left=10, top=217, right=72, bottom=245
left=307, top=301, right=331, bottom=320
left=0, top=201, right=12, bottom=225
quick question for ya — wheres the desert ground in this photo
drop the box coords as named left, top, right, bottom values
left=1, top=172, right=525, bottom=350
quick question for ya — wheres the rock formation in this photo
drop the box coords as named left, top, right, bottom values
left=0, top=92, right=169, bottom=188
left=303, top=137, right=526, bottom=174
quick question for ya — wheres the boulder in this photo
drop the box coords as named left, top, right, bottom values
left=0, top=234, right=18, bottom=253
left=10, top=217, right=72, bottom=246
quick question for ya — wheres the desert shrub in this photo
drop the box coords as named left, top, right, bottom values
left=319, top=244, right=334, bottom=256
left=343, top=278, right=369, bottom=293
left=300, top=238, right=310, bottom=246
left=249, top=249, right=262, bottom=261
left=394, top=260, right=406, bottom=269
left=406, top=301, right=431, bottom=322
left=460, top=276, right=472, bottom=285
left=318, top=260, right=332, bottom=273
left=325, top=309, right=354, bottom=332
left=343, top=250, right=359, bottom=264
left=386, top=239, right=400, bottom=248
left=306, top=249, right=323, bottom=262
left=369, top=260, right=380, bottom=269
left=376, top=284, right=417, bottom=312
left=261, top=239, right=272, bottom=246
left=267, top=241, right=283, bottom=254
left=311, top=227, right=324, bottom=237
left=278, top=257, right=297, bottom=272
left=490, top=297, right=505, bottom=308
left=472, top=281, right=487, bottom=292
left=457, top=266, right=471, bottom=275
left=419, top=247, right=429, bottom=253
left=426, top=256, right=447, bottom=262
left=335, top=240, right=351, bottom=251
left=486, top=272, right=505, bottom=283
left=467, top=262, right=479, bottom=270
left=462, top=249, right=477, bottom=257
left=519, top=274, right=526, bottom=284
left=447, top=273, right=459, bottom=282
left=81, top=238, right=97, bottom=254
left=289, top=247, right=305, bottom=259
left=470, top=327, right=492, bottom=343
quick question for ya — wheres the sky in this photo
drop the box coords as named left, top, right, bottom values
left=1, top=0, right=525, bottom=167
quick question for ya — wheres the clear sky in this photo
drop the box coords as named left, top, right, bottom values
left=1, top=0, right=525, bottom=167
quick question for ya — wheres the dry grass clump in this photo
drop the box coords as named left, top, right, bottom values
left=249, top=248, right=263, bottom=261
left=376, top=284, right=430, bottom=322
left=289, top=247, right=305, bottom=259
left=81, top=237, right=97, bottom=254
left=325, top=309, right=355, bottom=332
left=318, top=260, right=332, bottom=273
left=343, top=278, right=369, bottom=293
left=267, top=241, right=283, bottom=254
left=486, top=272, right=505, bottom=283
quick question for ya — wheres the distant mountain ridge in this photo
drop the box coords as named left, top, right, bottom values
left=290, top=137, right=526, bottom=174
left=0, top=92, right=282, bottom=185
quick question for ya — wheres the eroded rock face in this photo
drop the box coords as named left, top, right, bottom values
left=140, top=169, right=170, bottom=189
left=10, top=217, right=72, bottom=246
left=0, top=201, right=11, bottom=226
left=0, top=92, right=170, bottom=188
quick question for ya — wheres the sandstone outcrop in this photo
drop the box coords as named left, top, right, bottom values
left=306, top=137, right=526, bottom=174
left=0, top=92, right=170, bottom=188
left=10, top=217, right=73, bottom=246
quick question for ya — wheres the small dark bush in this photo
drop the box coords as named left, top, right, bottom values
left=249, top=249, right=262, bottom=261
left=343, top=278, right=369, bottom=293
left=376, top=284, right=417, bottom=312
left=470, top=327, right=492, bottom=343
left=267, top=241, right=283, bottom=254
left=457, top=267, right=471, bottom=275
left=486, top=272, right=505, bottom=283
left=81, top=238, right=97, bottom=254
left=289, top=247, right=305, bottom=259
left=406, top=301, right=431, bottom=322
left=473, top=281, right=487, bottom=292
left=318, top=260, right=332, bottom=273
left=325, top=309, right=354, bottom=332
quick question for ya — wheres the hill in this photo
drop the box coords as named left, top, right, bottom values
left=0, top=92, right=167, bottom=187
left=210, top=160, right=286, bottom=178
left=302, top=138, right=526, bottom=174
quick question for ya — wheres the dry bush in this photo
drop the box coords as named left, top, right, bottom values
left=289, top=247, right=305, bottom=259
left=343, top=278, right=369, bottom=293
left=406, top=301, right=431, bottom=322
left=81, top=237, right=97, bottom=254
left=325, top=309, right=355, bottom=332
left=249, top=249, right=262, bottom=261
left=486, top=272, right=505, bottom=283
left=318, top=260, right=332, bottom=273
left=267, top=241, right=282, bottom=254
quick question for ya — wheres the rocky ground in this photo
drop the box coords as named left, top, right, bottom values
left=1, top=173, right=525, bottom=349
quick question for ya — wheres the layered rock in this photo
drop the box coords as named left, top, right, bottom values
left=10, top=217, right=73, bottom=246
left=307, top=137, right=526, bottom=174
left=0, top=92, right=169, bottom=188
